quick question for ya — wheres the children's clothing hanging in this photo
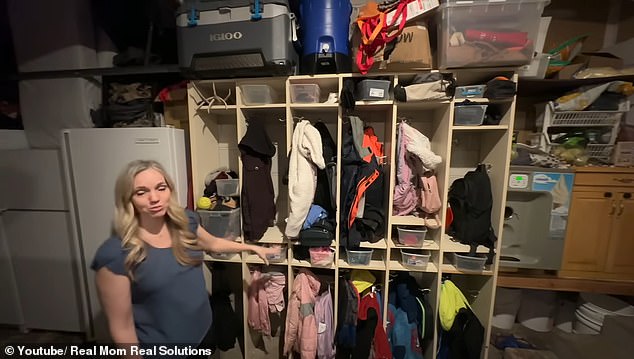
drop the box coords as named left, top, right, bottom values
left=239, top=120, right=277, bottom=241
left=285, top=120, right=326, bottom=238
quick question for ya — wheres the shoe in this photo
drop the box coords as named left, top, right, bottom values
left=424, top=213, right=441, bottom=229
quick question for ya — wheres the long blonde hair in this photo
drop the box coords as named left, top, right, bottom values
left=114, top=160, right=201, bottom=279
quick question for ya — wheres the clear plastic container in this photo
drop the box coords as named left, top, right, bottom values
left=400, top=250, right=431, bottom=268
left=309, top=247, right=335, bottom=267
left=216, top=179, right=239, bottom=197
left=265, top=244, right=287, bottom=263
left=437, top=0, right=549, bottom=68
left=290, top=84, right=321, bottom=103
left=346, top=248, right=373, bottom=265
left=396, top=227, right=428, bottom=246
left=198, top=208, right=241, bottom=240
left=210, top=252, right=233, bottom=260
left=240, top=84, right=278, bottom=105
left=454, top=104, right=488, bottom=126
left=356, top=79, right=391, bottom=101
left=453, top=253, right=487, bottom=271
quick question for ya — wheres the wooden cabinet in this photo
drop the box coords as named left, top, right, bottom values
left=560, top=169, right=634, bottom=280
left=187, top=71, right=516, bottom=359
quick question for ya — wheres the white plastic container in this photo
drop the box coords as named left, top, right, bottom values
left=290, top=84, right=321, bottom=103
left=400, top=250, right=430, bottom=268
left=210, top=252, right=233, bottom=260
left=216, top=179, right=239, bottom=197
left=346, top=248, right=373, bottom=265
left=240, top=84, right=278, bottom=105
left=437, top=0, right=549, bottom=68
left=396, top=227, right=427, bottom=247
left=453, top=253, right=486, bottom=271
left=198, top=208, right=241, bottom=240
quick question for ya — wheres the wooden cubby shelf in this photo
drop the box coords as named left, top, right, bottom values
left=189, top=72, right=516, bottom=359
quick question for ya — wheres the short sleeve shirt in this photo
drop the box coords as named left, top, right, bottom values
left=91, top=210, right=212, bottom=346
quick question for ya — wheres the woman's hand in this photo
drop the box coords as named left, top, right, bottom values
left=252, top=245, right=281, bottom=265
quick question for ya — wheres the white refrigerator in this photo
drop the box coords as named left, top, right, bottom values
left=0, top=148, right=83, bottom=332
left=61, top=127, right=188, bottom=341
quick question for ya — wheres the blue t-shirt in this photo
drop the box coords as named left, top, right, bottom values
left=91, top=210, right=212, bottom=346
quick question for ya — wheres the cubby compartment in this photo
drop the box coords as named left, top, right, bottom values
left=347, top=75, right=394, bottom=103
left=243, top=264, right=288, bottom=358
left=339, top=248, right=386, bottom=270
left=238, top=107, right=289, bottom=243
left=189, top=80, right=237, bottom=110
left=208, top=262, right=244, bottom=357
left=440, top=274, right=496, bottom=357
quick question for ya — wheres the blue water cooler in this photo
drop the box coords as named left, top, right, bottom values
left=299, top=0, right=352, bottom=74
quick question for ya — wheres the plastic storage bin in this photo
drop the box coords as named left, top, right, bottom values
left=309, top=247, right=335, bottom=267
left=396, top=226, right=427, bottom=246
left=346, top=248, right=373, bottom=265
left=455, top=85, right=486, bottom=98
left=454, top=104, right=488, bottom=126
left=454, top=253, right=486, bottom=271
left=290, top=84, right=321, bottom=103
left=400, top=250, right=431, bottom=268
left=216, top=179, right=239, bottom=197
left=240, top=84, right=278, bottom=105
left=437, top=0, right=549, bottom=68
left=210, top=252, right=233, bottom=260
left=356, top=79, right=390, bottom=101
left=265, top=244, right=287, bottom=263
left=198, top=208, right=241, bottom=239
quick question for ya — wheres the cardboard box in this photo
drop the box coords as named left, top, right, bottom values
left=352, top=24, right=432, bottom=72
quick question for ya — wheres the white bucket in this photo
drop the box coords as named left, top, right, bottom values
left=517, top=289, right=557, bottom=332
left=573, top=309, right=601, bottom=335
left=492, top=288, right=523, bottom=330
left=579, top=293, right=634, bottom=318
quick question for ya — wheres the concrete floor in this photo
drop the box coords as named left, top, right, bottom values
left=488, top=316, right=634, bottom=359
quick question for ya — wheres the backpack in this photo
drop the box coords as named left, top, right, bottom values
left=447, top=164, right=497, bottom=263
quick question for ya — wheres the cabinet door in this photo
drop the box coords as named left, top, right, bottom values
left=605, top=193, right=634, bottom=275
left=561, top=190, right=614, bottom=272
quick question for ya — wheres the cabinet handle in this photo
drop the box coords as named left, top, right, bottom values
left=609, top=201, right=616, bottom=215
left=613, top=177, right=634, bottom=184
left=617, top=203, right=625, bottom=216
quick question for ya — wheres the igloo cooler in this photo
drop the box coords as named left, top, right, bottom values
left=177, top=0, right=298, bottom=78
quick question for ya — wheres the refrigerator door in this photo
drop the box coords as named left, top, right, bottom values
left=0, top=149, right=68, bottom=210
left=0, top=212, right=24, bottom=326
left=62, top=127, right=187, bottom=340
left=2, top=210, right=82, bottom=331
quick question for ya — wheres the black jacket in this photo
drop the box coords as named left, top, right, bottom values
left=238, top=121, right=276, bottom=241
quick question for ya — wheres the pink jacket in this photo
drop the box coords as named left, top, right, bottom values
left=247, top=270, right=286, bottom=336
left=284, top=269, right=321, bottom=358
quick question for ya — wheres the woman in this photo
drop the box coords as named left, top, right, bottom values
left=92, top=159, right=278, bottom=355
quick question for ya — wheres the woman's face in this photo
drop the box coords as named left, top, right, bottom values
left=131, top=168, right=171, bottom=219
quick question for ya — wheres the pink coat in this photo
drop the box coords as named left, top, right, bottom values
left=247, top=270, right=286, bottom=336
left=284, top=269, right=321, bottom=358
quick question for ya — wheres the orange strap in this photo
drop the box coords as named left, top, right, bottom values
left=356, top=0, right=409, bottom=74
left=348, top=169, right=380, bottom=228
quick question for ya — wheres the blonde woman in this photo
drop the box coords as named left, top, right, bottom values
left=92, top=160, right=278, bottom=355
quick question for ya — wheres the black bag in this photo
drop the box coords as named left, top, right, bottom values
left=298, top=218, right=335, bottom=247
left=447, top=164, right=497, bottom=263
